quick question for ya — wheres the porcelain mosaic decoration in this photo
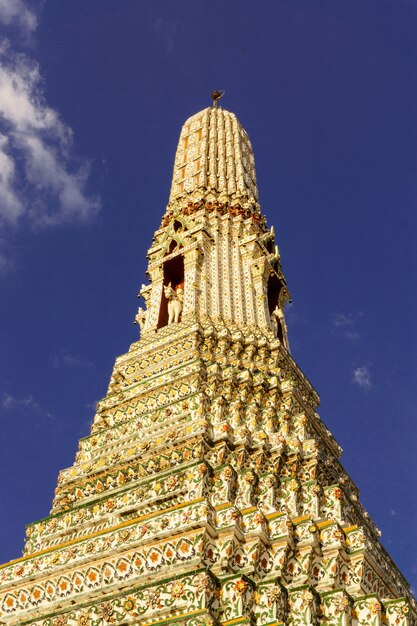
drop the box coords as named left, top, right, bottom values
left=1, top=103, right=415, bottom=626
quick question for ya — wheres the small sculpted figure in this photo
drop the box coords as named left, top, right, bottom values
left=164, top=282, right=183, bottom=324
left=270, top=305, right=282, bottom=338
left=229, top=397, right=243, bottom=427
left=134, top=307, right=147, bottom=331
left=109, top=369, right=128, bottom=391
left=211, top=395, right=225, bottom=423
left=235, top=469, right=257, bottom=509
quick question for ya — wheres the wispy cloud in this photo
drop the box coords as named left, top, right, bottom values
left=352, top=366, right=372, bottom=390
left=1, top=390, right=55, bottom=428
left=0, top=0, right=38, bottom=35
left=2, top=391, right=52, bottom=418
left=155, top=17, right=180, bottom=56
left=51, top=350, right=93, bottom=369
left=0, top=1, right=100, bottom=268
left=2, top=391, right=38, bottom=410
left=333, top=313, right=360, bottom=340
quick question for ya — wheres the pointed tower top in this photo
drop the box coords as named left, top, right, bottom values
left=168, top=105, right=259, bottom=214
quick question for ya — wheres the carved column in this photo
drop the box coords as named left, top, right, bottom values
left=251, top=256, right=271, bottom=330
left=144, top=264, right=164, bottom=331
left=240, top=234, right=258, bottom=326
left=182, top=244, right=203, bottom=321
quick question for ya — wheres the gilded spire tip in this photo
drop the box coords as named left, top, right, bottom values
left=211, top=89, right=225, bottom=108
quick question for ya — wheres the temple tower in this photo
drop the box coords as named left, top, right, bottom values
left=0, top=100, right=415, bottom=626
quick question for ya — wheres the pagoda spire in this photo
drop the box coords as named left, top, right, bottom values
left=139, top=105, right=290, bottom=344
left=0, top=104, right=415, bottom=626
left=168, top=105, right=259, bottom=215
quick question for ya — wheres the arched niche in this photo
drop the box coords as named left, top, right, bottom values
left=168, top=238, right=183, bottom=255
left=173, top=219, right=185, bottom=233
left=268, top=273, right=285, bottom=343
left=157, top=253, right=185, bottom=329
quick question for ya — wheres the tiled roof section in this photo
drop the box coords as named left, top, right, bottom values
left=169, top=107, right=259, bottom=210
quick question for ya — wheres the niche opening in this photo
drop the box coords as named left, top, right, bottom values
left=268, top=274, right=284, bottom=343
left=157, top=254, right=185, bottom=329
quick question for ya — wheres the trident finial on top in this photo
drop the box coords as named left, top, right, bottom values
left=211, top=90, right=225, bottom=108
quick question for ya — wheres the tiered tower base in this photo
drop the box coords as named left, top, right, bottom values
left=0, top=318, right=414, bottom=625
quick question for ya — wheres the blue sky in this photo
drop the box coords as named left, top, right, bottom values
left=0, top=0, right=416, bottom=589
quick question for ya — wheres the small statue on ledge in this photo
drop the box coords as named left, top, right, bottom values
left=134, top=306, right=147, bottom=331
left=164, top=282, right=183, bottom=324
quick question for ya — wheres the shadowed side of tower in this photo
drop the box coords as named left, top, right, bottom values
left=0, top=104, right=415, bottom=626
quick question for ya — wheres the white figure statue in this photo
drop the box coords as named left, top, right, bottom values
left=134, top=306, right=147, bottom=331
left=164, top=282, right=183, bottom=324
left=270, top=305, right=282, bottom=337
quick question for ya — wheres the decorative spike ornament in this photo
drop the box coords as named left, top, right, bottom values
left=0, top=104, right=415, bottom=626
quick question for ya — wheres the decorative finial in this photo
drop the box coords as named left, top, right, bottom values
left=211, top=90, right=225, bottom=108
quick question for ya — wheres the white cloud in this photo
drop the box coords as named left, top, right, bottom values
left=333, top=313, right=360, bottom=340
left=2, top=390, right=54, bottom=426
left=0, top=132, right=22, bottom=222
left=0, top=2, right=100, bottom=265
left=0, top=0, right=38, bottom=34
left=2, top=391, right=42, bottom=413
left=352, top=366, right=372, bottom=390
left=51, top=350, right=93, bottom=369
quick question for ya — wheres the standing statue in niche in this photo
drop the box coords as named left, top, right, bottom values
left=164, top=282, right=183, bottom=324
left=270, top=305, right=283, bottom=339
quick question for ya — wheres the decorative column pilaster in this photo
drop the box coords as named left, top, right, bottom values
left=145, top=263, right=164, bottom=331
left=182, top=244, right=203, bottom=321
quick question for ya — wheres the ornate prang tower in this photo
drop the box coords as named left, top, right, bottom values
left=0, top=98, right=415, bottom=626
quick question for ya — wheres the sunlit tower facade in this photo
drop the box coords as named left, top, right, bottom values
left=0, top=97, right=415, bottom=626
